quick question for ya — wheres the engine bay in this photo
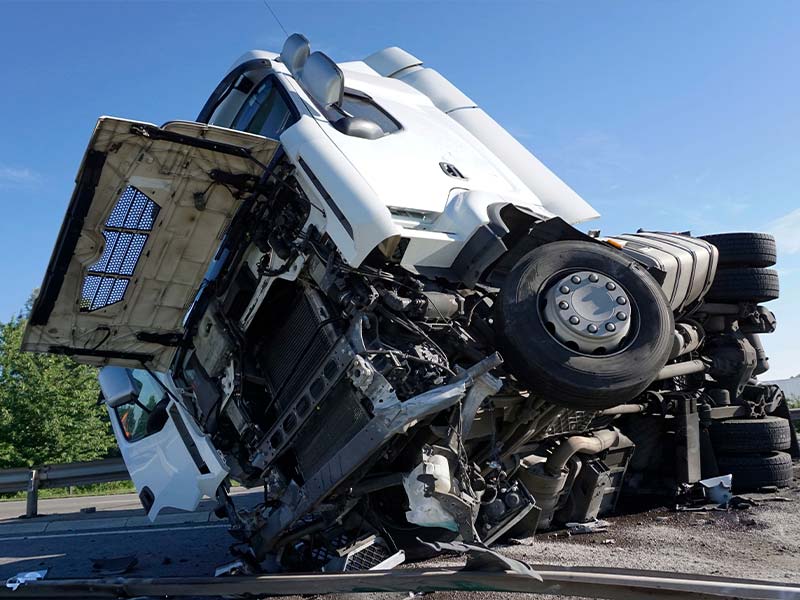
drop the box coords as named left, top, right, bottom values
left=157, top=160, right=793, bottom=570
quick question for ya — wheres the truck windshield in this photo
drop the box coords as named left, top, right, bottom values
left=231, top=76, right=297, bottom=139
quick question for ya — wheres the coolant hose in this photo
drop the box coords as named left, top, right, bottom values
left=545, top=429, right=619, bottom=476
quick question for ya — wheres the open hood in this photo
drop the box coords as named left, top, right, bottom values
left=23, top=117, right=279, bottom=370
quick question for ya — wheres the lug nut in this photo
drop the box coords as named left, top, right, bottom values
left=571, top=275, right=582, bottom=284
left=560, top=285, right=570, bottom=294
left=606, top=282, right=617, bottom=291
left=569, top=316, right=580, bottom=325
left=587, top=324, right=598, bottom=333
left=559, top=301, right=570, bottom=310
left=588, top=273, right=599, bottom=283
left=617, top=311, right=627, bottom=321
left=616, top=296, right=628, bottom=305
left=606, top=322, right=617, bottom=332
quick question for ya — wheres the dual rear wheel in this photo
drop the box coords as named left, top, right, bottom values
left=701, top=232, right=780, bottom=303
left=710, top=416, right=794, bottom=490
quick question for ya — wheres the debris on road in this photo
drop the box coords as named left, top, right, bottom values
left=699, top=475, right=733, bottom=505
left=729, top=496, right=759, bottom=510
left=5, top=570, right=47, bottom=591
left=566, top=519, right=610, bottom=535
left=90, top=555, right=137, bottom=576
left=676, top=474, right=733, bottom=509
left=601, top=538, right=616, bottom=545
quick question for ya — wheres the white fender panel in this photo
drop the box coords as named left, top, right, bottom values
left=280, top=116, right=401, bottom=266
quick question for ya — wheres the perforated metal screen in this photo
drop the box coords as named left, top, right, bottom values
left=79, top=186, right=160, bottom=312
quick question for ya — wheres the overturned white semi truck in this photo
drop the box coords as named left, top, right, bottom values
left=23, top=35, right=795, bottom=570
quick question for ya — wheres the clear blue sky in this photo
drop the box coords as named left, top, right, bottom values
left=1, top=1, right=798, bottom=378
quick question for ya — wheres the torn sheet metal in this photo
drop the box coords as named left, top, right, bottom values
left=565, top=518, right=610, bottom=535
left=5, top=571, right=47, bottom=591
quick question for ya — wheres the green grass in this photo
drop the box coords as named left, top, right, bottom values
left=0, top=480, right=135, bottom=502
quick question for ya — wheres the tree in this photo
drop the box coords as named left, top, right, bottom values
left=0, top=304, right=115, bottom=469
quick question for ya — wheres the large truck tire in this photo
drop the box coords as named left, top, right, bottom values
left=699, top=232, right=776, bottom=268
left=709, top=416, right=792, bottom=454
left=716, top=451, right=793, bottom=490
left=706, top=268, right=779, bottom=303
left=496, top=240, right=674, bottom=410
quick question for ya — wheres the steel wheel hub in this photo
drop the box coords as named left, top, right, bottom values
left=542, top=270, right=632, bottom=354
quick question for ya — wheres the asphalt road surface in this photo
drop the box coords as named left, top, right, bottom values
left=1, top=477, right=799, bottom=598
left=0, top=488, right=262, bottom=580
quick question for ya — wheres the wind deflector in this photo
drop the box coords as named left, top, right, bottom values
left=23, top=117, right=279, bottom=370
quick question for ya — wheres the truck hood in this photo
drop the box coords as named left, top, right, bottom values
left=23, top=117, right=278, bottom=370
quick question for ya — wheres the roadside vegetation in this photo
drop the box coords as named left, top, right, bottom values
left=0, top=294, right=129, bottom=499
left=0, top=481, right=135, bottom=502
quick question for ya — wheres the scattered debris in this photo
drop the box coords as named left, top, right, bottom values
left=548, top=531, right=572, bottom=539
left=6, top=570, right=47, bottom=591
left=729, top=496, right=758, bottom=510
left=655, top=516, right=670, bottom=523
left=760, top=496, right=791, bottom=503
left=601, top=538, right=616, bottom=545
left=757, top=485, right=779, bottom=493
left=419, top=540, right=541, bottom=580
left=566, top=519, right=610, bottom=534
left=699, top=475, right=733, bottom=505
left=676, top=475, right=733, bottom=510
left=215, top=559, right=248, bottom=577
left=90, top=555, right=138, bottom=575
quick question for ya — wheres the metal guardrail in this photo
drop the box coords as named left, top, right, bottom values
left=3, top=566, right=799, bottom=599
left=0, top=458, right=129, bottom=518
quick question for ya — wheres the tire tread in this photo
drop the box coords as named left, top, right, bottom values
left=706, top=267, right=779, bottom=303
left=716, top=451, right=793, bottom=491
left=709, top=416, right=791, bottom=454
left=700, top=232, right=777, bottom=268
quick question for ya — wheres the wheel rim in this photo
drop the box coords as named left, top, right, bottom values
left=541, top=270, right=635, bottom=355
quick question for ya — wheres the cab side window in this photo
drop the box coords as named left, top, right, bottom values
left=115, top=370, right=169, bottom=442
left=340, top=93, right=400, bottom=135
left=230, top=76, right=297, bottom=139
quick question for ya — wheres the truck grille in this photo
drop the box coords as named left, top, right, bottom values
left=295, top=377, right=370, bottom=477
left=261, top=288, right=339, bottom=411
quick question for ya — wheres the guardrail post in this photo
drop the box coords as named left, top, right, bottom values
left=26, top=468, right=40, bottom=518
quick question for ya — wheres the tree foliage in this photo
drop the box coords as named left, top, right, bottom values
left=0, top=306, right=115, bottom=469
